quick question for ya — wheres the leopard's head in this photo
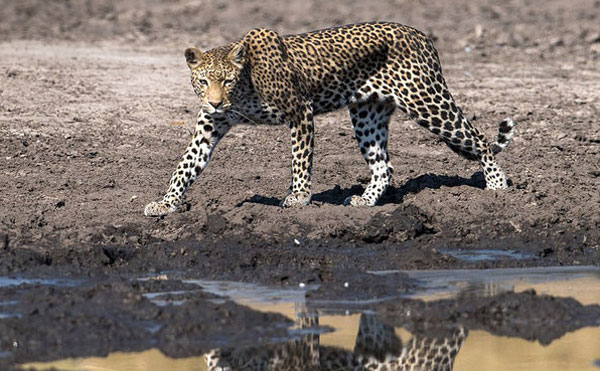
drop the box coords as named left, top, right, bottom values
left=184, top=42, right=247, bottom=114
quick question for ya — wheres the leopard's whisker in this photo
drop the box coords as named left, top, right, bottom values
left=228, top=108, right=261, bottom=125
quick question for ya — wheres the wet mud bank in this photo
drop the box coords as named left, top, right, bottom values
left=0, top=204, right=598, bottom=285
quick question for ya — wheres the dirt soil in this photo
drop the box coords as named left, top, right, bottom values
left=0, top=0, right=599, bottom=367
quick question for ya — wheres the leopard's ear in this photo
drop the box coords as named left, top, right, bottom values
left=184, top=47, right=203, bottom=69
left=228, top=42, right=247, bottom=69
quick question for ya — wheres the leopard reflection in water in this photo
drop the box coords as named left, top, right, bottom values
left=204, top=308, right=466, bottom=371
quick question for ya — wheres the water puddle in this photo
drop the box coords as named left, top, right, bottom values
left=142, top=290, right=191, bottom=307
left=0, top=300, right=19, bottom=319
left=0, top=312, right=21, bottom=319
left=22, top=349, right=205, bottom=371
left=0, top=277, right=82, bottom=288
left=398, top=265, right=600, bottom=304
left=441, top=248, right=530, bottom=262
left=16, top=266, right=600, bottom=370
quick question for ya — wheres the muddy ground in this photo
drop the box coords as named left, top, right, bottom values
left=0, top=0, right=599, bottom=368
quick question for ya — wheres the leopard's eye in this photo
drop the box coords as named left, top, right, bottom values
left=223, top=79, right=234, bottom=86
left=198, top=79, right=208, bottom=86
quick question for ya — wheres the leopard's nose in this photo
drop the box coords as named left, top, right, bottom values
left=209, top=101, right=222, bottom=109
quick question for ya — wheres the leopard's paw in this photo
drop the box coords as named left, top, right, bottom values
left=343, top=195, right=376, bottom=207
left=484, top=171, right=509, bottom=190
left=144, top=200, right=177, bottom=217
left=280, top=192, right=311, bottom=208
left=485, top=181, right=508, bottom=190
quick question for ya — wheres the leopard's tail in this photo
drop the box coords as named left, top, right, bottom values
left=491, top=118, right=515, bottom=154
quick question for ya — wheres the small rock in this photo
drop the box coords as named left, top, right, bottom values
left=148, top=274, right=168, bottom=281
left=549, top=38, right=564, bottom=48
left=585, top=32, right=600, bottom=44
left=474, top=24, right=484, bottom=39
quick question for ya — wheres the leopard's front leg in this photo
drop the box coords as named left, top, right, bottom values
left=144, top=111, right=230, bottom=216
left=281, top=102, right=314, bottom=208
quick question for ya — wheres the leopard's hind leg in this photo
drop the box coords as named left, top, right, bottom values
left=354, top=313, right=402, bottom=361
left=400, top=326, right=468, bottom=370
left=345, top=97, right=395, bottom=206
left=409, top=96, right=510, bottom=190
left=388, top=43, right=512, bottom=190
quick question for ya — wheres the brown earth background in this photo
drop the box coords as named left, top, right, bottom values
left=1, top=0, right=599, bottom=281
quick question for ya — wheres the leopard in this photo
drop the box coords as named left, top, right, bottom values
left=144, top=21, right=515, bottom=216
left=204, top=309, right=467, bottom=370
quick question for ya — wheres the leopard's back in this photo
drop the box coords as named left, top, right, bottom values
left=278, top=22, right=433, bottom=114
